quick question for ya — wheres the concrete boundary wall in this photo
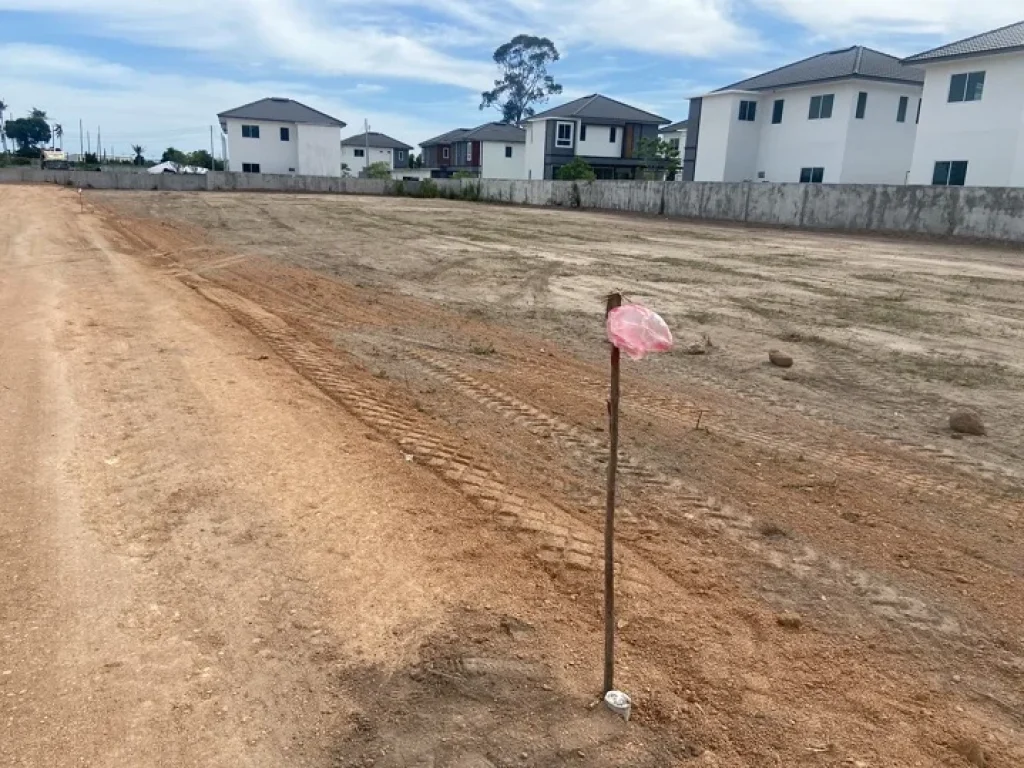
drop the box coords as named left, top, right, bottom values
left=3, top=168, right=1023, bottom=244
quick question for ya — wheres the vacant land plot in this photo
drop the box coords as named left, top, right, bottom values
left=5, top=186, right=1023, bottom=767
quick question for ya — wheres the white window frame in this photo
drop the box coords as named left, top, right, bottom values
left=555, top=121, right=574, bottom=148
left=442, top=146, right=450, bottom=160
left=397, top=150, right=405, bottom=161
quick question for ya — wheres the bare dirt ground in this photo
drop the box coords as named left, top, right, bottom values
left=3, top=185, right=1022, bottom=767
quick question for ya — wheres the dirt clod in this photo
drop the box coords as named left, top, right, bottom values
left=768, top=350, right=794, bottom=368
left=949, top=410, right=986, bottom=436
left=776, top=612, right=803, bottom=630
left=952, top=737, right=987, bottom=767
left=684, top=342, right=707, bottom=355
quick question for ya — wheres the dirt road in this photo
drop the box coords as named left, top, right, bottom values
left=2, top=185, right=1022, bottom=767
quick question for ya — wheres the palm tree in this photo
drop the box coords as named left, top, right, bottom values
left=131, top=144, right=145, bottom=166
left=53, top=123, right=64, bottom=150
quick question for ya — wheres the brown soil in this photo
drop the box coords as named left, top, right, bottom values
left=3, top=185, right=1022, bottom=767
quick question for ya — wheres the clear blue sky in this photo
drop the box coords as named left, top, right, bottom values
left=0, top=2, right=1016, bottom=158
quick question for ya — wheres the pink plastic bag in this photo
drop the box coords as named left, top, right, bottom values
left=606, top=304, right=673, bottom=360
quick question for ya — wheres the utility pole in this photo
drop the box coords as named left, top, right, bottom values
left=97, top=127, right=101, bottom=159
left=210, top=125, right=216, bottom=170
left=364, top=118, right=370, bottom=175
left=79, top=119, right=84, bottom=158
left=86, top=131, right=91, bottom=155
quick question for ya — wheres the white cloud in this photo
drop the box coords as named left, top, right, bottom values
left=752, top=0, right=1022, bottom=39
left=0, top=45, right=450, bottom=158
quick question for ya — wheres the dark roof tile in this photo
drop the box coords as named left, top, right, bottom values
left=217, top=97, right=346, bottom=127
left=717, top=46, right=923, bottom=92
left=904, top=20, right=1024, bottom=63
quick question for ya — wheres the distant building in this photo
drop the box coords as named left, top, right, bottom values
left=522, top=94, right=669, bottom=180
left=685, top=47, right=924, bottom=184
left=218, top=97, right=346, bottom=177
left=903, top=20, right=1024, bottom=187
left=419, top=122, right=525, bottom=179
left=341, top=131, right=414, bottom=176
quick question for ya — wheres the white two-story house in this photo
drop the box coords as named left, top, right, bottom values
left=685, top=47, right=924, bottom=184
left=340, top=131, right=414, bottom=176
left=904, top=21, right=1024, bottom=187
left=523, top=94, right=669, bottom=180
left=218, top=97, right=346, bottom=177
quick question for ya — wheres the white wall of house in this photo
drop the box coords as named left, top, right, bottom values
left=481, top=141, right=526, bottom=179
left=693, top=94, right=741, bottom=181
left=225, top=118, right=298, bottom=174
left=392, top=167, right=433, bottom=181
left=696, top=80, right=922, bottom=184
left=661, top=129, right=687, bottom=152
left=840, top=82, right=921, bottom=184
left=525, top=121, right=546, bottom=180
left=577, top=123, right=622, bottom=158
left=909, top=53, right=1024, bottom=187
left=341, top=145, right=393, bottom=173
left=295, top=124, right=342, bottom=177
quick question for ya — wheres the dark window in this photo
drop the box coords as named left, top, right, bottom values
left=241, top=124, right=260, bottom=139
left=933, top=160, right=968, bottom=186
left=772, top=99, right=784, bottom=124
left=897, top=96, right=909, bottom=123
left=738, top=100, right=757, bottom=121
left=397, top=150, right=405, bottom=161
left=808, top=94, right=834, bottom=120
left=949, top=71, right=985, bottom=102
left=354, top=148, right=365, bottom=157
left=242, top=163, right=260, bottom=173
left=916, top=98, right=922, bottom=124
left=609, top=127, right=616, bottom=142
left=855, top=92, right=868, bottom=119
left=668, top=138, right=680, bottom=149
left=555, top=121, right=574, bottom=147
left=442, top=147, right=450, bottom=160
left=799, top=166, right=824, bottom=183
left=505, top=145, right=513, bottom=158
left=580, top=125, right=587, bottom=141
left=280, top=127, right=289, bottom=141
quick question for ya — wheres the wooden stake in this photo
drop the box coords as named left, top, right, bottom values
left=603, top=291, right=622, bottom=694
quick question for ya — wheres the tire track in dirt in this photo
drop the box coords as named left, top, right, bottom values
left=180, top=275, right=663, bottom=598
left=387, top=343, right=970, bottom=640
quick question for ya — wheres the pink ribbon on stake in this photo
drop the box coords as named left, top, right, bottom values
left=606, top=303, right=673, bottom=360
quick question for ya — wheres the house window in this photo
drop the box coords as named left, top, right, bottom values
left=897, top=96, right=909, bottom=123
left=354, top=148, right=365, bottom=157
left=856, top=92, right=868, bottom=119
left=932, top=161, right=968, bottom=186
left=772, top=99, right=784, bottom=124
left=397, top=150, right=405, bottom=161
left=808, top=94, right=834, bottom=119
left=799, top=167, right=824, bottom=183
left=916, top=99, right=922, bottom=124
left=505, top=145, right=513, bottom=158
left=580, top=125, right=587, bottom=141
left=442, top=147, right=450, bottom=160
left=241, top=125, right=260, bottom=139
left=280, top=127, right=290, bottom=141
left=668, top=138, right=680, bottom=149
left=242, top=163, right=261, bottom=173
left=738, top=100, right=757, bottom=121
left=948, top=71, right=985, bottom=103
left=555, top=121, right=574, bottom=148
left=609, top=127, right=616, bottom=142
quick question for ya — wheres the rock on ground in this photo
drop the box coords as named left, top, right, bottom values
left=768, top=350, right=794, bottom=368
left=949, top=410, right=986, bottom=436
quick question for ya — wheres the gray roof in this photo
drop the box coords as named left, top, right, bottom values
left=904, top=20, right=1024, bottom=63
left=660, top=120, right=689, bottom=133
left=341, top=131, right=413, bottom=150
left=217, top=97, right=346, bottom=127
left=526, top=94, right=669, bottom=125
left=420, top=128, right=470, bottom=147
left=717, top=46, right=924, bottom=92
left=461, top=122, right=526, bottom=143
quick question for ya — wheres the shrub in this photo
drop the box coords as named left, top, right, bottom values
left=418, top=178, right=439, bottom=198
left=556, top=157, right=596, bottom=181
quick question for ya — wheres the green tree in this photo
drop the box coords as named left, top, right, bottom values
left=187, top=149, right=214, bottom=169
left=480, top=34, right=563, bottom=124
left=341, top=163, right=352, bottom=178
left=452, top=169, right=475, bottom=179
left=160, top=147, right=188, bottom=166
left=4, top=109, right=52, bottom=155
left=556, top=156, right=596, bottom=181
left=0, top=99, right=8, bottom=153
left=52, top=123, right=63, bottom=149
left=365, top=161, right=392, bottom=179
left=83, top=152, right=99, bottom=165
left=132, top=145, right=146, bottom=165
left=636, top=136, right=680, bottom=180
